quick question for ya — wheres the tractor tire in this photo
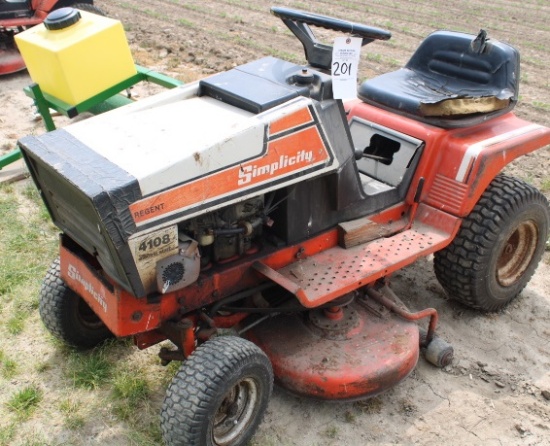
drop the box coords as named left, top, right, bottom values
left=39, top=258, right=113, bottom=349
left=434, top=174, right=549, bottom=311
left=72, top=3, right=106, bottom=16
left=161, top=336, right=273, bottom=446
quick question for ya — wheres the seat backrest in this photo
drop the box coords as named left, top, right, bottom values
left=405, top=30, right=519, bottom=100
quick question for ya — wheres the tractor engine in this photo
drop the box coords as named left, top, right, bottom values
left=151, top=196, right=266, bottom=295
left=181, top=196, right=265, bottom=267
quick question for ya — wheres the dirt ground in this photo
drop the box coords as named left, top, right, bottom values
left=1, top=0, right=549, bottom=445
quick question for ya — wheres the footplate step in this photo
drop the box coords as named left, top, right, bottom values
left=254, top=204, right=460, bottom=307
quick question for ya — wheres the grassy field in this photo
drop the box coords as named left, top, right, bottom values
left=0, top=182, right=182, bottom=445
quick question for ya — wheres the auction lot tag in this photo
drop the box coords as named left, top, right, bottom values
left=332, top=37, right=362, bottom=99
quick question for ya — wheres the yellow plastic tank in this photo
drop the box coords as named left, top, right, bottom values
left=15, top=8, right=137, bottom=105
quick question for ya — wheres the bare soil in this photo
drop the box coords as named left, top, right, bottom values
left=1, top=0, right=549, bottom=445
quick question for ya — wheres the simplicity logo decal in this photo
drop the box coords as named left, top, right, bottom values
left=238, top=150, right=313, bottom=185
left=67, top=264, right=108, bottom=313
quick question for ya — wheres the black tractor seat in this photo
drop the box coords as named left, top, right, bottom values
left=358, top=30, right=520, bottom=128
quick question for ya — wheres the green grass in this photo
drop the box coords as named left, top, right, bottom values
left=366, top=52, right=382, bottom=63
left=0, top=183, right=57, bottom=297
left=0, top=349, right=18, bottom=378
left=16, top=431, right=50, bottom=446
left=0, top=180, right=57, bottom=401
left=0, top=183, right=58, bottom=441
left=66, top=349, right=113, bottom=390
left=112, top=369, right=150, bottom=405
left=177, top=18, right=196, bottom=28
left=111, top=365, right=161, bottom=443
left=541, top=177, right=550, bottom=193
left=111, top=365, right=151, bottom=421
left=344, top=409, right=356, bottom=423
left=354, top=396, right=384, bottom=414
left=123, top=429, right=163, bottom=446
left=0, top=424, right=16, bottom=444
left=6, top=385, right=43, bottom=419
left=143, top=8, right=168, bottom=20
left=59, top=397, right=86, bottom=430
left=232, top=15, right=245, bottom=24
left=6, top=308, right=26, bottom=334
left=159, top=357, right=181, bottom=387
left=533, top=101, right=550, bottom=111
left=181, top=2, right=202, bottom=13
left=323, top=425, right=339, bottom=439
left=35, top=361, right=51, bottom=373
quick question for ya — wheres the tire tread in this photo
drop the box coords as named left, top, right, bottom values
left=434, top=174, right=549, bottom=311
left=39, top=258, right=112, bottom=349
left=161, top=336, right=273, bottom=446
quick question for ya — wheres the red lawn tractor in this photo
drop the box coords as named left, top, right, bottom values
left=0, top=0, right=103, bottom=74
left=18, top=7, right=550, bottom=446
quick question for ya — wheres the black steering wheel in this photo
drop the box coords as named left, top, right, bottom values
left=271, top=7, right=391, bottom=70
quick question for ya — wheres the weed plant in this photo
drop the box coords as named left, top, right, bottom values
left=6, top=385, right=43, bottom=419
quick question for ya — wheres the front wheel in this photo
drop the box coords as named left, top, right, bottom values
left=434, top=174, right=549, bottom=311
left=161, top=336, right=273, bottom=446
left=39, top=258, right=113, bottom=349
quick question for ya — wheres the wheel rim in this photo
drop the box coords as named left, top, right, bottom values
left=496, top=220, right=538, bottom=287
left=212, top=377, right=259, bottom=445
left=76, top=297, right=105, bottom=329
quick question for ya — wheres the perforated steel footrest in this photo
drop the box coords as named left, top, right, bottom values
left=254, top=204, right=460, bottom=307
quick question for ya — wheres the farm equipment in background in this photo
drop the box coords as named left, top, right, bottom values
left=0, top=0, right=103, bottom=75
left=17, top=6, right=550, bottom=446
left=0, top=5, right=183, bottom=171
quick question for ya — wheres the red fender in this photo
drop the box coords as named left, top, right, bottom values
left=347, top=101, right=550, bottom=218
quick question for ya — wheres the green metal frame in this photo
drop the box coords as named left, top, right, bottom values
left=0, top=65, right=183, bottom=170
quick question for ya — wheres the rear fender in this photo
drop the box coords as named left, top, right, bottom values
left=424, top=113, right=550, bottom=217
left=31, top=0, right=57, bottom=15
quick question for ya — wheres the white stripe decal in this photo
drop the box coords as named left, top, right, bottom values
left=455, top=124, right=542, bottom=182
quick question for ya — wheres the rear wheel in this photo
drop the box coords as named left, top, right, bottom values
left=161, top=336, right=273, bottom=446
left=434, top=175, right=549, bottom=311
left=39, top=258, right=113, bottom=349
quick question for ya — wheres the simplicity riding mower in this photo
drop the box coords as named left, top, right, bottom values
left=16, top=6, right=550, bottom=446
left=0, top=0, right=103, bottom=74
